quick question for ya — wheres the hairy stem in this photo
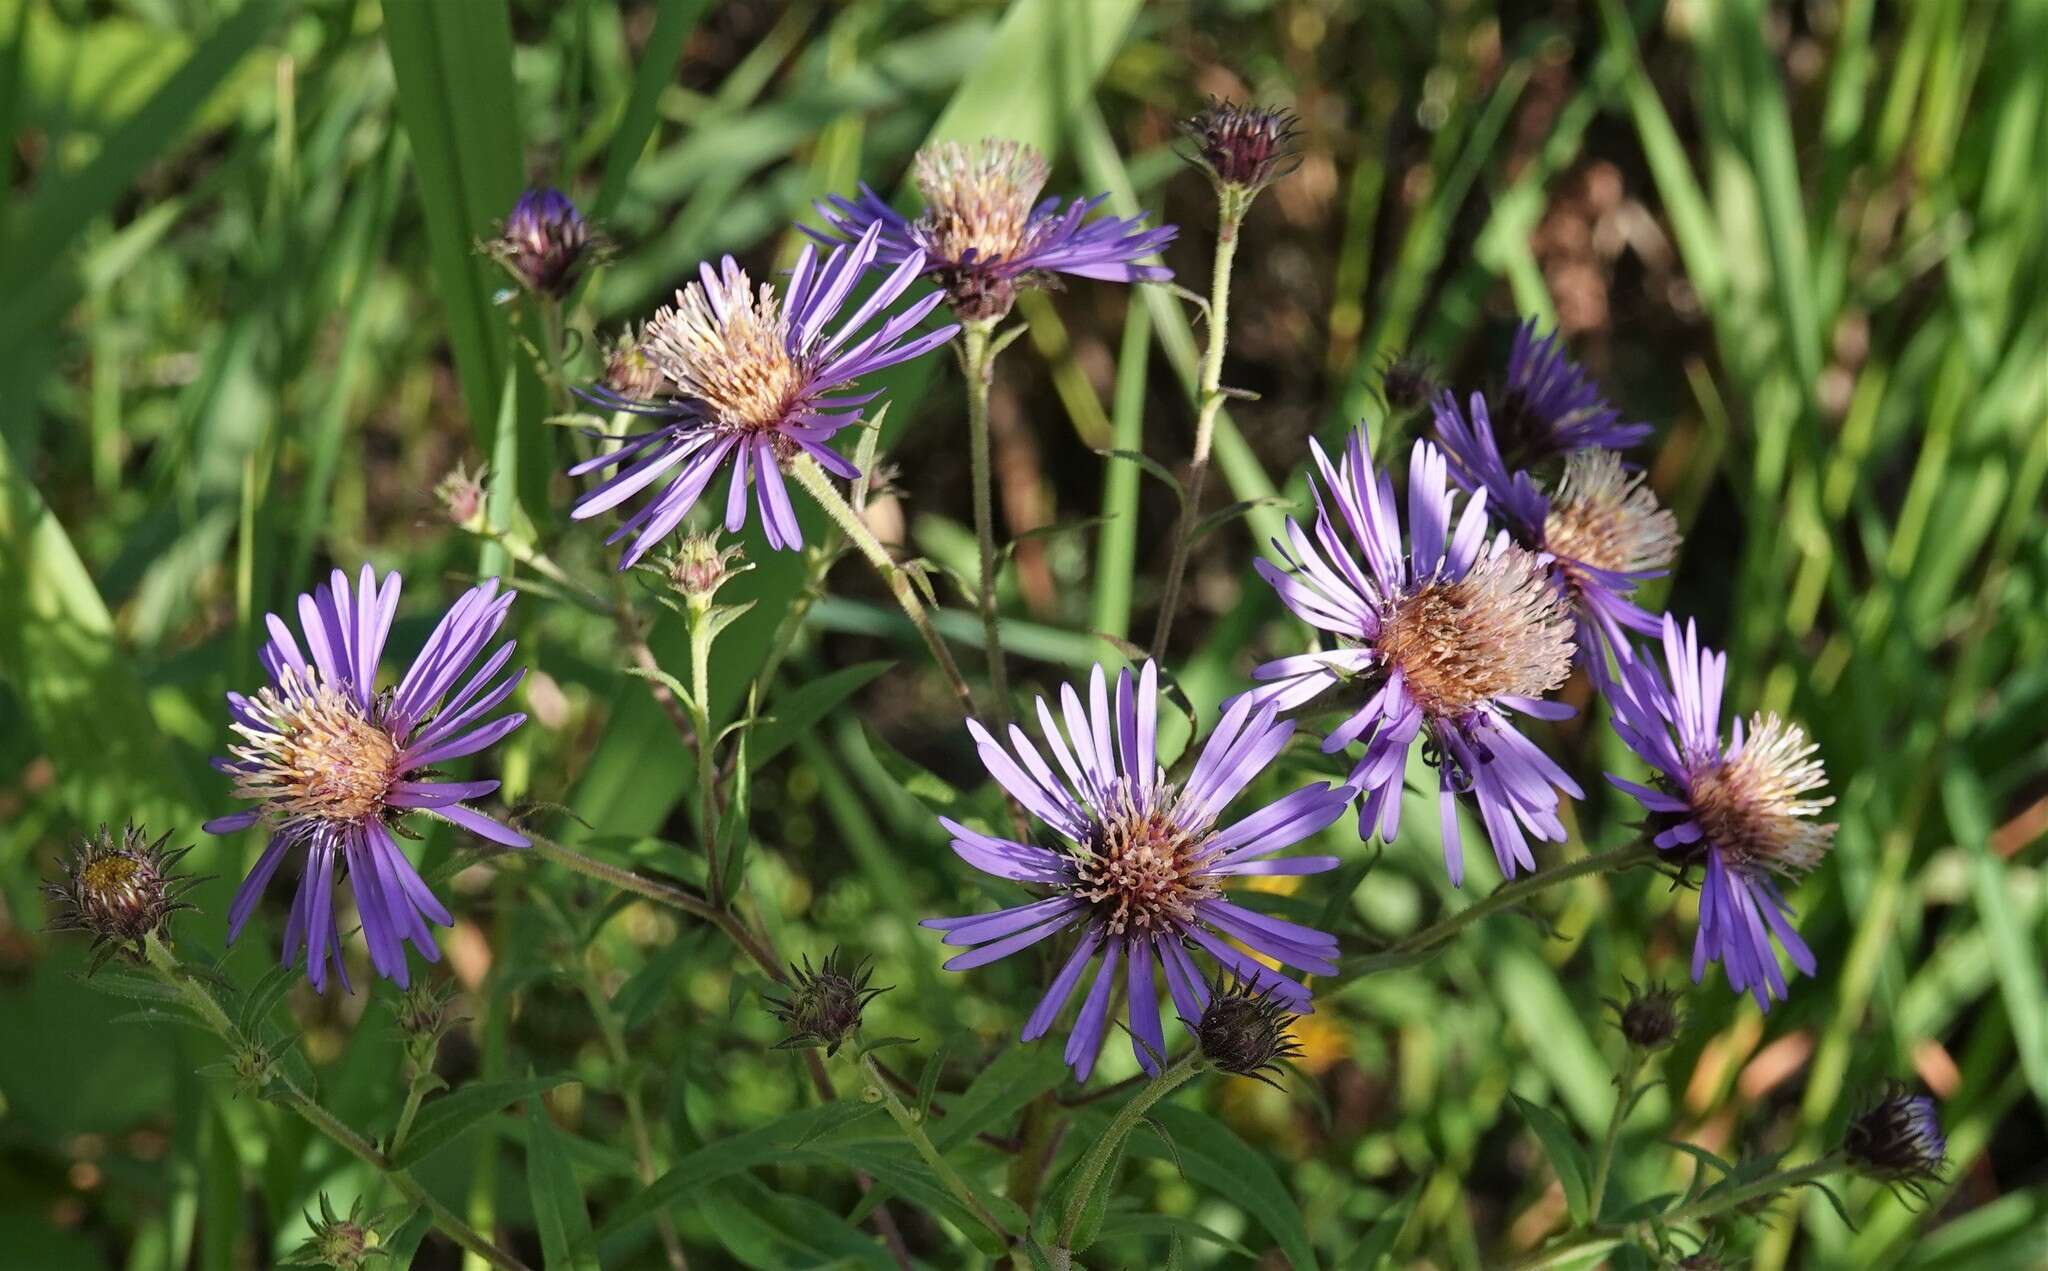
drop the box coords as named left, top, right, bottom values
left=960, top=316, right=1011, bottom=722
left=1055, top=1051, right=1205, bottom=1257
left=687, top=603, right=723, bottom=904
left=1504, top=1156, right=1846, bottom=1270
left=143, top=936, right=531, bottom=1271
left=786, top=451, right=977, bottom=716
left=1349, top=843, right=1660, bottom=975
left=858, top=1050, right=1009, bottom=1247
left=1589, top=1049, right=1643, bottom=1223
left=1150, top=185, right=1248, bottom=656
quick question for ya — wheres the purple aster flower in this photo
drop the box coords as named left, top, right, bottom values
left=922, top=661, right=1350, bottom=1082
left=811, top=139, right=1176, bottom=320
left=570, top=224, right=956, bottom=565
left=204, top=567, right=529, bottom=992
left=487, top=186, right=598, bottom=300
left=1433, top=390, right=1678, bottom=659
left=1438, top=318, right=1652, bottom=476
left=1605, top=615, right=1836, bottom=1010
left=1245, top=435, right=1581, bottom=885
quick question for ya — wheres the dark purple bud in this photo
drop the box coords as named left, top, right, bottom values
left=765, top=949, right=889, bottom=1057
left=1610, top=980, right=1684, bottom=1052
left=1845, top=1084, right=1947, bottom=1196
left=1194, top=972, right=1303, bottom=1087
left=490, top=186, right=596, bottom=300
left=1180, top=99, right=1302, bottom=194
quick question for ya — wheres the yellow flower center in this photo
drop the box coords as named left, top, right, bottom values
left=642, top=265, right=804, bottom=432
left=1069, top=785, right=1217, bottom=936
left=230, top=669, right=402, bottom=824
left=913, top=139, right=1049, bottom=266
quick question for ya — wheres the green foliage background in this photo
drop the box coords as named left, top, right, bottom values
left=1, top=0, right=2043, bottom=1267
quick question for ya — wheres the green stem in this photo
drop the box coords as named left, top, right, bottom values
left=142, top=936, right=531, bottom=1271
left=576, top=963, right=690, bottom=1271
left=389, top=1075, right=433, bottom=1160
left=960, top=316, right=1011, bottom=722
left=1503, top=1156, right=1845, bottom=1270
left=1349, top=843, right=1660, bottom=975
left=1055, top=1051, right=1205, bottom=1255
left=785, top=451, right=978, bottom=716
left=687, top=602, right=722, bottom=904
left=1150, top=186, right=1247, bottom=657
left=858, top=1051, right=1008, bottom=1247
left=1588, top=1050, right=1643, bottom=1223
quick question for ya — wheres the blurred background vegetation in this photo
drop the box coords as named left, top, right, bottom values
left=1, top=0, right=2044, bottom=1267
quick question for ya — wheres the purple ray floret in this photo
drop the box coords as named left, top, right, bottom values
left=810, top=140, right=1173, bottom=318
left=1244, top=435, right=1582, bottom=885
left=1432, top=390, right=1677, bottom=662
left=203, top=567, right=528, bottom=992
left=570, top=223, right=957, bottom=565
left=922, top=661, right=1350, bottom=1082
left=1436, top=319, right=1652, bottom=475
left=1605, top=615, right=1835, bottom=1010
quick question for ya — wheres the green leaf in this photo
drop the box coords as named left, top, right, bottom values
left=1062, top=1129, right=1127, bottom=1253
left=593, top=1100, right=884, bottom=1242
left=392, top=1075, right=577, bottom=1168
left=1511, top=1093, right=1593, bottom=1226
left=525, top=1098, right=599, bottom=1271
left=591, top=0, right=712, bottom=219
left=1097, top=448, right=1186, bottom=508
left=930, top=1043, right=1068, bottom=1153
left=1096, top=1212, right=1256, bottom=1260
left=749, top=660, right=894, bottom=768
left=1347, top=1182, right=1419, bottom=1270
left=1945, top=768, right=2048, bottom=1109
left=1141, top=1107, right=1319, bottom=1270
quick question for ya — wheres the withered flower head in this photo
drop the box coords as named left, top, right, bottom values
left=1193, top=972, right=1304, bottom=1088
left=765, top=948, right=889, bottom=1057
left=284, top=1193, right=392, bottom=1270
left=1607, top=979, right=1684, bottom=1051
left=45, top=824, right=202, bottom=970
left=1844, top=1084, right=1947, bottom=1201
left=1180, top=98, right=1302, bottom=194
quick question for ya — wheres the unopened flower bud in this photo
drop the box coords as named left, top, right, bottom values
left=765, top=949, right=888, bottom=1057
left=1611, top=980, right=1684, bottom=1052
left=44, top=824, right=201, bottom=971
left=663, top=534, right=748, bottom=607
left=488, top=187, right=598, bottom=300
left=434, top=461, right=488, bottom=529
left=1380, top=353, right=1439, bottom=413
left=603, top=324, right=669, bottom=402
left=1180, top=99, right=1301, bottom=195
left=1194, top=973, right=1303, bottom=1087
left=1845, top=1084, right=1947, bottom=1196
left=285, top=1194, right=391, bottom=1270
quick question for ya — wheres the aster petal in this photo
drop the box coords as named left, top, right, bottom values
left=1065, top=939, right=1123, bottom=1081
left=1021, top=929, right=1104, bottom=1043
left=923, top=896, right=1082, bottom=946
left=226, top=831, right=294, bottom=940
left=435, top=803, right=530, bottom=849
left=1126, top=936, right=1165, bottom=1075
left=938, top=817, right=1073, bottom=884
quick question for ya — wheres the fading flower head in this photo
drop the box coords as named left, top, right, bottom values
left=571, top=225, right=956, bottom=564
left=601, top=322, right=669, bottom=402
left=1606, top=615, right=1836, bottom=1009
left=812, top=139, right=1175, bottom=320
left=922, top=662, right=1350, bottom=1081
left=1180, top=99, right=1301, bottom=194
left=1433, top=391, right=1678, bottom=660
left=488, top=187, right=597, bottom=300
left=1247, top=435, right=1581, bottom=884
left=204, top=567, right=529, bottom=992
left=45, top=824, right=201, bottom=970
